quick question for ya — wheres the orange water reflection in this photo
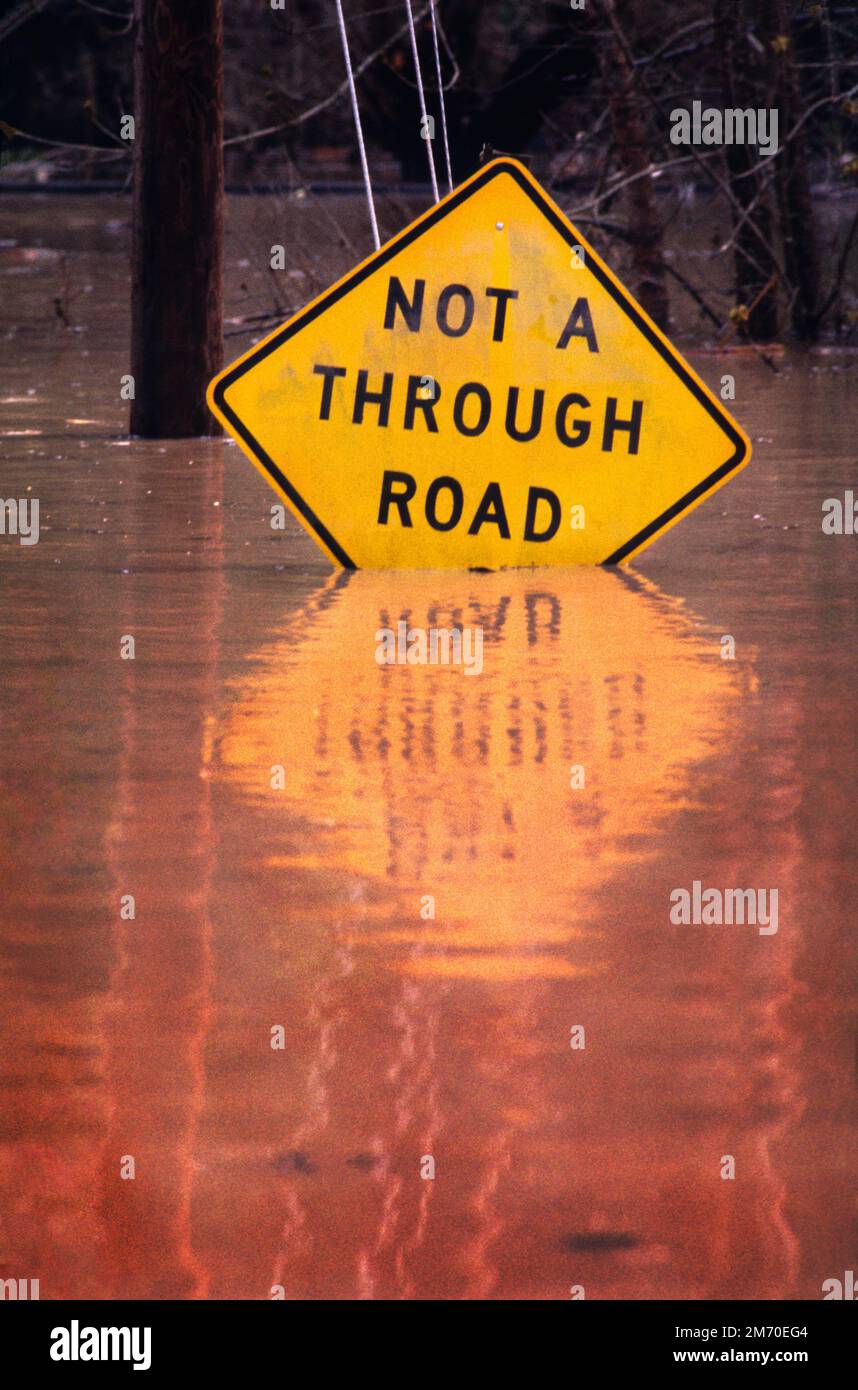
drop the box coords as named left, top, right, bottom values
left=0, top=556, right=846, bottom=1301
left=220, top=569, right=744, bottom=980
left=203, top=568, right=808, bottom=1299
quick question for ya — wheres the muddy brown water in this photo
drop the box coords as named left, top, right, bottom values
left=0, top=193, right=856, bottom=1299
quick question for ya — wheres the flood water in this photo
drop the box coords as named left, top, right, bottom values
left=0, top=194, right=856, bottom=1300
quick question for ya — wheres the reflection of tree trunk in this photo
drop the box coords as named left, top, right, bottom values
left=130, top=0, right=224, bottom=437
left=597, top=0, right=670, bottom=331
left=99, top=449, right=223, bottom=1298
left=713, top=0, right=779, bottom=342
left=760, top=0, right=821, bottom=340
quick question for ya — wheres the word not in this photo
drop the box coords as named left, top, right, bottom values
left=670, top=102, right=779, bottom=157
left=669, top=881, right=778, bottom=935
left=821, top=490, right=858, bottom=533
left=375, top=621, right=483, bottom=676
left=383, top=277, right=599, bottom=348
left=50, top=1321, right=151, bottom=1371
left=0, top=497, right=39, bottom=545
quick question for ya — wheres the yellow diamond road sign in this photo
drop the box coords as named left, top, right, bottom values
left=208, top=158, right=751, bottom=569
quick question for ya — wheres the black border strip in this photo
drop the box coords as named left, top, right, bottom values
left=211, top=160, right=748, bottom=568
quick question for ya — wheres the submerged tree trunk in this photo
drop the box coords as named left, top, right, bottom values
left=759, top=0, right=821, bottom=340
left=713, top=0, right=779, bottom=342
left=130, top=0, right=224, bottom=437
left=596, top=0, right=670, bottom=331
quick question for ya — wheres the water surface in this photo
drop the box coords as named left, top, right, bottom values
left=0, top=195, right=856, bottom=1299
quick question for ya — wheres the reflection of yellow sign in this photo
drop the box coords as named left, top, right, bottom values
left=208, top=159, right=751, bottom=570
left=218, top=569, right=744, bottom=979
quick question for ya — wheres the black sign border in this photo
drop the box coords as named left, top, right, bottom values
left=211, top=159, right=749, bottom=568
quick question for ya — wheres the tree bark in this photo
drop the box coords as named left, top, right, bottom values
left=597, top=0, right=670, bottom=331
left=130, top=0, right=224, bottom=437
left=713, top=0, right=779, bottom=341
left=759, top=0, right=821, bottom=339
